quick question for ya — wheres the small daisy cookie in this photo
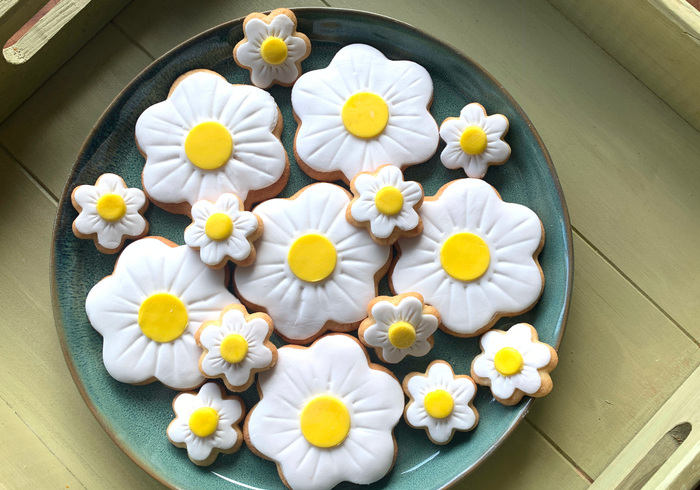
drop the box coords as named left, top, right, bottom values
left=391, top=178, right=544, bottom=337
left=135, top=69, right=289, bottom=214
left=471, top=323, right=558, bottom=405
left=358, top=293, right=439, bottom=364
left=195, top=304, right=277, bottom=392
left=233, top=8, right=311, bottom=89
left=85, top=237, right=239, bottom=390
left=347, top=164, right=424, bottom=245
left=291, top=44, right=439, bottom=183
left=234, top=183, right=391, bottom=344
left=71, top=173, right=148, bottom=254
left=184, top=193, right=262, bottom=269
left=167, top=382, right=244, bottom=466
left=439, top=103, right=511, bottom=178
left=245, top=334, right=404, bottom=490
left=403, top=361, right=479, bottom=444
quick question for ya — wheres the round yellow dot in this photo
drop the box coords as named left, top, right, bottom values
left=188, top=407, right=219, bottom=438
left=494, top=347, right=524, bottom=376
left=138, top=293, right=188, bottom=343
left=287, top=234, right=337, bottom=283
left=341, top=92, right=390, bottom=139
left=460, top=126, right=488, bottom=155
left=387, top=321, right=416, bottom=349
left=219, top=334, right=248, bottom=364
left=374, top=186, right=404, bottom=216
left=260, top=36, right=288, bottom=65
left=204, top=213, right=233, bottom=241
left=185, top=121, right=233, bottom=170
left=424, top=389, right=454, bottom=419
left=440, top=232, right=491, bottom=282
left=95, top=193, right=127, bottom=222
left=300, top=395, right=350, bottom=448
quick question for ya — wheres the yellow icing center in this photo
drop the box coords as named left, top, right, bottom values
left=205, top=212, right=234, bottom=241
left=440, top=232, right=491, bottom=281
left=185, top=121, right=233, bottom=170
left=374, top=186, right=404, bottom=215
left=219, top=334, right=248, bottom=364
left=494, top=347, right=524, bottom=376
left=460, top=126, right=488, bottom=155
left=138, top=293, right=188, bottom=343
left=260, top=36, right=288, bottom=65
left=95, top=193, right=127, bottom=222
left=424, top=389, right=454, bottom=419
left=300, top=395, right=351, bottom=448
left=188, top=407, right=219, bottom=438
left=341, top=92, right=389, bottom=139
left=287, top=234, right=337, bottom=283
left=387, top=321, right=416, bottom=349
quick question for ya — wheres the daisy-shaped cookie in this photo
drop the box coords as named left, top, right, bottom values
left=71, top=173, right=148, bottom=254
left=471, top=323, right=558, bottom=405
left=347, top=164, right=424, bottom=245
left=403, top=361, right=478, bottom=444
left=167, top=382, right=244, bottom=466
left=291, top=44, right=439, bottom=182
left=85, top=237, right=239, bottom=390
left=195, top=304, right=276, bottom=392
left=358, top=293, right=439, bottom=363
left=391, top=178, right=544, bottom=337
left=135, top=70, right=288, bottom=214
left=184, top=193, right=262, bottom=269
left=245, top=334, right=404, bottom=490
left=234, top=183, right=390, bottom=344
left=233, top=8, right=311, bottom=89
left=439, top=103, right=511, bottom=178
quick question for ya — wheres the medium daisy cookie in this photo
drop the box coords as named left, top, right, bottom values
left=85, top=237, right=239, bottom=390
left=403, top=361, right=479, bottom=444
left=71, top=173, right=148, bottom=254
left=233, top=8, right=311, bottom=89
left=167, top=382, right=244, bottom=466
left=135, top=69, right=289, bottom=214
left=291, top=43, right=439, bottom=183
left=439, top=102, right=511, bottom=178
left=471, top=323, right=558, bottom=405
left=358, top=292, right=439, bottom=364
left=234, top=183, right=391, bottom=344
left=195, top=304, right=277, bottom=392
left=184, top=193, right=262, bottom=269
left=391, top=178, right=544, bottom=337
left=347, top=164, right=424, bottom=245
left=245, top=334, right=404, bottom=490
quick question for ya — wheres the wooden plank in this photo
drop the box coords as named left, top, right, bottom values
left=0, top=0, right=46, bottom=42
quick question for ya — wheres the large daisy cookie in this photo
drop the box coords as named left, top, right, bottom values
left=233, top=8, right=311, bottom=89
left=391, top=178, right=544, bottom=337
left=291, top=43, right=439, bottom=182
left=471, top=323, right=558, bottom=405
left=245, top=334, right=404, bottom=490
left=85, top=237, right=239, bottom=390
left=234, top=183, right=390, bottom=344
left=71, top=173, right=148, bottom=253
left=403, top=361, right=479, bottom=444
left=167, top=382, right=244, bottom=466
left=135, top=70, right=288, bottom=214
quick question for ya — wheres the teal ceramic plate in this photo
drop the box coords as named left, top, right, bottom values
left=52, top=8, right=572, bottom=489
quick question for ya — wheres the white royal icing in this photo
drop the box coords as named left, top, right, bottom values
left=234, top=183, right=390, bottom=342
left=391, top=178, right=543, bottom=336
left=247, top=334, right=404, bottom=490
left=405, top=361, right=478, bottom=444
left=291, top=44, right=439, bottom=181
left=72, top=173, right=147, bottom=251
left=135, top=71, right=287, bottom=209
left=85, top=238, right=239, bottom=390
